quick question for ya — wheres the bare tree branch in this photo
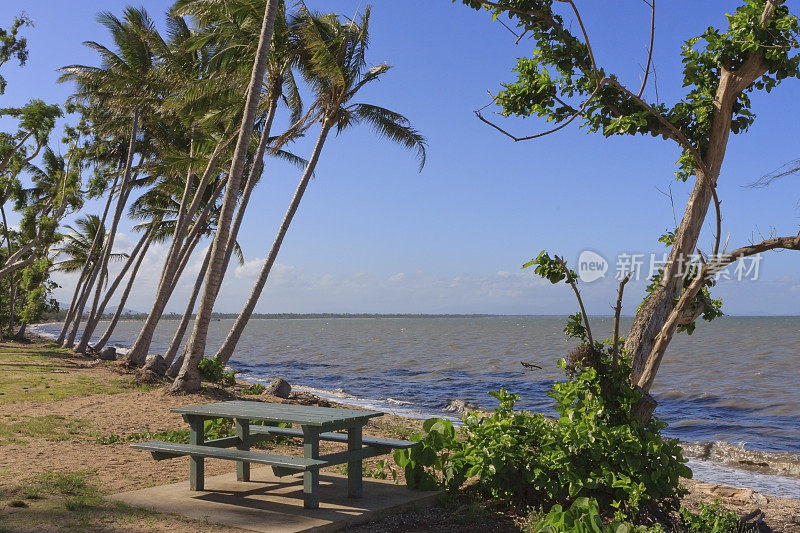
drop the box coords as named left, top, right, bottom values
left=555, top=255, right=594, bottom=347
left=637, top=0, right=656, bottom=98
left=613, top=272, right=632, bottom=370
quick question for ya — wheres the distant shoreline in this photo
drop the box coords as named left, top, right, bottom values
left=39, top=313, right=800, bottom=322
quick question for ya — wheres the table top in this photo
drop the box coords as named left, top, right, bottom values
left=172, top=400, right=383, bottom=427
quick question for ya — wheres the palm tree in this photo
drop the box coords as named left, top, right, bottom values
left=211, top=7, right=426, bottom=365
left=171, top=0, right=281, bottom=392
left=53, top=214, right=126, bottom=338
left=58, top=6, right=157, bottom=351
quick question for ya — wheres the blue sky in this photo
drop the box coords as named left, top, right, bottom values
left=2, top=1, right=799, bottom=315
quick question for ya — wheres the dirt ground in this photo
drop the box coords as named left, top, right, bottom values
left=0, top=341, right=798, bottom=532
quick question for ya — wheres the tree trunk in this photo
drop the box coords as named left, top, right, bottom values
left=57, top=268, right=89, bottom=344
left=219, top=92, right=279, bottom=283
left=162, top=245, right=211, bottom=367
left=625, top=46, right=770, bottom=391
left=121, top=229, right=204, bottom=367
left=80, top=228, right=151, bottom=350
left=216, top=123, right=331, bottom=364
left=92, top=232, right=153, bottom=352
left=13, top=321, right=27, bottom=342
left=74, top=110, right=140, bottom=353
left=172, top=0, right=280, bottom=393
left=57, top=174, right=120, bottom=345
left=121, top=160, right=227, bottom=366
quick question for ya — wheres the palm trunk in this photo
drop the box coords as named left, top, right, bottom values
left=82, top=228, right=151, bottom=346
left=74, top=110, right=139, bottom=353
left=121, top=155, right=228, bottom=367
left=220, top=94, right=278, bottom=282
left=172, top=0, right=280, bottom=393
left=163, top=245, right=211, bottom=367
left=14, top=321, right=27, bottom=342
left=121, top=224, right=206, bottom=367
left=92, top=233, right=153, bottom=352
left=216, top=123, right=331, bottom=364
left=57, top=178, right=118, bottom=346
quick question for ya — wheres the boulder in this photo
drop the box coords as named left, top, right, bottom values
left=144, top=354, right=167, bottom=375
left=98, top=347, right=117, bottom=361
left=265, top=378, right=291, bottom=398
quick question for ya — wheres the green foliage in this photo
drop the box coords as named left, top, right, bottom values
left=452, top=389, right=549, bottom=501
left=197, top=356, right=236, bottom=386
left=679, top=501, right=744, bottom=532
left=564, top=312, right=587, bottom=341
left=460, top=0, right=800, bottom=182
left=393, top=417, right=461, bottom=491
left=523, top=251, right=575, bottom=284
left=531, top=497, right=666, bottom=533
left=240, top=383, right=266, bottom=395
left=0, top=15, right=31, bottom=95
left=400, top=351, right=690, bottom=520
left=366, top=459, right=397, bottom=481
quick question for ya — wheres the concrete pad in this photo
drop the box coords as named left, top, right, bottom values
left=109, top=467, right=439, bottom=533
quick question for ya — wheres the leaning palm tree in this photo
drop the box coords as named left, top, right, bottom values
left=53, top=215, right=126, bottom=337
left=58, top=6, right=158, bottom=351
left=210, top=7, right=426, bottom=365
left=171, top=0, right=281, bottom=392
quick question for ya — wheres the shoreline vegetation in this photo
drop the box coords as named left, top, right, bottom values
left=1, top=340, right=799, bottom=532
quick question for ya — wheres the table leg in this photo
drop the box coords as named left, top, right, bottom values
left=302, top=426, right=320, bottom=509
left=347, top=425, right=363, bottom=498
left=235, top=418, right=250, bottom=482
left=188, top=416, right=204, bottom=491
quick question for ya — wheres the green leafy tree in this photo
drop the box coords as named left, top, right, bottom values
left=0, top=15, right=31, bottom=95
left=461, top=0, right=800, bottom=393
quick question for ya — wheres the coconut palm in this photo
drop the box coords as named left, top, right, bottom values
left=58, top=6, right=158, bottom=351
left=211, top=7, right=426, bottom=365
left=171, top=0, right=281, bottom=392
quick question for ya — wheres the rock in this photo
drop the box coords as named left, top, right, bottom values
left=165, top=355, right=183, bottom=379
left=265, top=378, right=291, bottom=398
left=144, top=354, right=167, bottom=375
left=791, top=515, right=800, bottom=525
left=444, top=398, right=479, bottom=414
left=98, top=347, right=117, bottom=361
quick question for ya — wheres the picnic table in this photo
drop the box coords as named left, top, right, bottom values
left=131, top=400, right=416, bottom=509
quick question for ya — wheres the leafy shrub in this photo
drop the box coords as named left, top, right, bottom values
left=393, top=418, right=462, bottom=490
left=530, top=497, right=665, bottom=533
left=241, top=383, right=266, bottom=395
left=198, top=356, right=236, bottom=386
left=679, top=501, right=744, bottom=532
left=452, top=389, right=548, bottom=500
left=367, top=459, right=397, bottom=481
left=400, top=349, right=690, bottom=520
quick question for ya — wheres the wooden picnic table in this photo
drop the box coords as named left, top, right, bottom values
left=132, top=400, right=416, bottom=509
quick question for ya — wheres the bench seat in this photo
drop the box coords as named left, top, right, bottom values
left=131, top=441, right=325, bottom=471
left=249, top=425, right=417, bottom=450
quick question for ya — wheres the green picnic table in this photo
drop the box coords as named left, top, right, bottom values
left=131, top=400, right=416, bottom=509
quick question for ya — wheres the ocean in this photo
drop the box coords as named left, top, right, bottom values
left=31, top=315, right=800, bottom=497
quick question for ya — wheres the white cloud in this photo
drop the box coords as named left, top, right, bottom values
left=49, top=232, right=800, bottom=316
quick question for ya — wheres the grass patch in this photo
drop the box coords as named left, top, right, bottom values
left=0, top=344, right=152, bottom=405
left=0, top=415, right=92, bottom=445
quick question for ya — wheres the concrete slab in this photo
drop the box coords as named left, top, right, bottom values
left=109, top=467, right=439, bottom=533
